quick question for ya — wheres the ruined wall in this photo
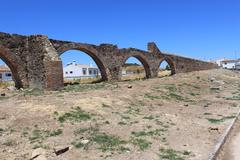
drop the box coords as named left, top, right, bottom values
left=0, top=32, right=28, bottom=88
left=50, top=40, right=111, bottom=81
left=28, top=36, right=63, bottom=90
left=0, top=33, right=63, bottom=89
left=163, top=53, right=219, bottom=74
left=0, top=32, right=218, bottom=90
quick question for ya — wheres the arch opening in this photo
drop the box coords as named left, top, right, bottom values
left=158, top=58, right=175, bottom=78
left=60, top=50, right=105, bottom=85
left=0, top=58, right=21, bottom=89
left=121, top=56, right=150, bottom=81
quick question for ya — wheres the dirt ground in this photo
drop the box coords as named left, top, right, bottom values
left=216, top=117, right=240, bottom=160
left=0, top=69, right=240, bottom=160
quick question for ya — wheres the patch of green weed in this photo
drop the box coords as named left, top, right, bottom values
left=102, top=103, right=111, bottom=108
left=143, top=115, right=155, bottom=120
left=29, top=128, right=63, bottom=144
left=144, top=93, right=161, bottom=100
left=118, top=122, right=127, bottom=125
left=92, top=133, right=126, bottom=152
left=58, top=107, right=92, bottom=123
left=132, top=138, right=151, bottom=151
left=207, top=116, right=236, bottom=124
left=204, top=113, right=212, bottom=115
left=159, top=148, right=185, bottom=160
left=60, top=83, right=106, bottom=93
left=2, top=139, right=15, bottom=146
left=131, top=129, right=166, bottom=137
left=0, top=128, right=4, bottom=136
left=22, top=88, right=43, bottom=96
left=164, top=84, right=177, bottom=92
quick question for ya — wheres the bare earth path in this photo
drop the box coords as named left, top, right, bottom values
left=229, top=132, right=240, bottom=159
left=218, top=119, right=240, bottom=160
left=0, top=69, right=240, bottom=160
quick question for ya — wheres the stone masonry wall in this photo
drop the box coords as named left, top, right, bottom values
left=0, top=32, right=219, bottom=90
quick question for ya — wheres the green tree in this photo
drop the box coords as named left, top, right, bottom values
left=165, top=65, right=170, bottom=70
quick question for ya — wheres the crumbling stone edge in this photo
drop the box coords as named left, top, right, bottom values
left=207, top=109, right=240, bottom=160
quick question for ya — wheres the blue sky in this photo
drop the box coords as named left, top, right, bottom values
left=0, top=0, right=240, bottom=66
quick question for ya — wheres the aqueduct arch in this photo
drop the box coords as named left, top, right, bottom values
left=50, top=41, right=109, bottom=81
left=122, top=54, right=152, bottom=79
left=158, top=56, right=176, bottom=75
left=0, top=47, right=25, bottom=88
left=59, top=49, right=107, bottom=81
left=0, top=32, right=219, bottom=90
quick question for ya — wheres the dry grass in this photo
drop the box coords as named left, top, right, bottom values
left=121, top=73, right=146, bottom=81
left=0, top=81, right=14, bottom=88
left=121, top=70, right=171, bottom=81
left=0, top=69, right=240, bottom=160
left=64, top=77, right=102, bottom=85
left=158, top=70, right=172, bottom=77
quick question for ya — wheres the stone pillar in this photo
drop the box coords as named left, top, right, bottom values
left=147, top=42, right=164, bottom=78
left=44, top=61, right=63, bottom=90
left=96, top=44, right=122, bottom=81
left=150, top=66, right=159, bottom=78
left=106, top=66, right=122, bottom=81
left=148, top=42, right=161, bottom=53
left=27, top=35, right=64, bottom=90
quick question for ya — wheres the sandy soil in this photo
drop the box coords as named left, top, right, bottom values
left=227, top=132, right=240, bottom=159
left=217, top=118, right=240, bottom=160
left=0, top=69, right=240, bottom=160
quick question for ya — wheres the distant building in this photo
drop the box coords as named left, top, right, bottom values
left=0, top=65, right=12, bottom=82
left=63, top=61, right=100, bottom=80
left=122, top=63, right=145, bottom=76
left=221, top=59, right=240, bottom=69
left=236, top=62, right=240, bottom=70
left=215, top=58, right=226, bottom=67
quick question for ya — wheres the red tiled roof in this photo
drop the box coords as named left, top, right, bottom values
left=0, top=65, right=11, bottom=72
left=221, top=59, right=240, bottom=63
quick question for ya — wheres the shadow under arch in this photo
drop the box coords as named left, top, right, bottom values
left=58, top=47, right=108, bottom=81
left=159, top=57, right=176, bottom=75
left=122, top=55, right=151, bottom=79
left=0, top=48, right=23, bottom=88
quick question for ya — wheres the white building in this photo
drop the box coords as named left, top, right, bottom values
left=221, top=59, right=240, bottom=69
left=236, top=62, right=240, bottom=70
left=63, top=61, right=100, bottom=80
left=121, top=64, right=145, bottom=77
left=215, top=58, right=226, bottom=67
left=0, top=65, right=12, bottom=82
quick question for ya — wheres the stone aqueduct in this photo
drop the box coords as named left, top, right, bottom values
left=0, top=32, right=218, bottom=90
